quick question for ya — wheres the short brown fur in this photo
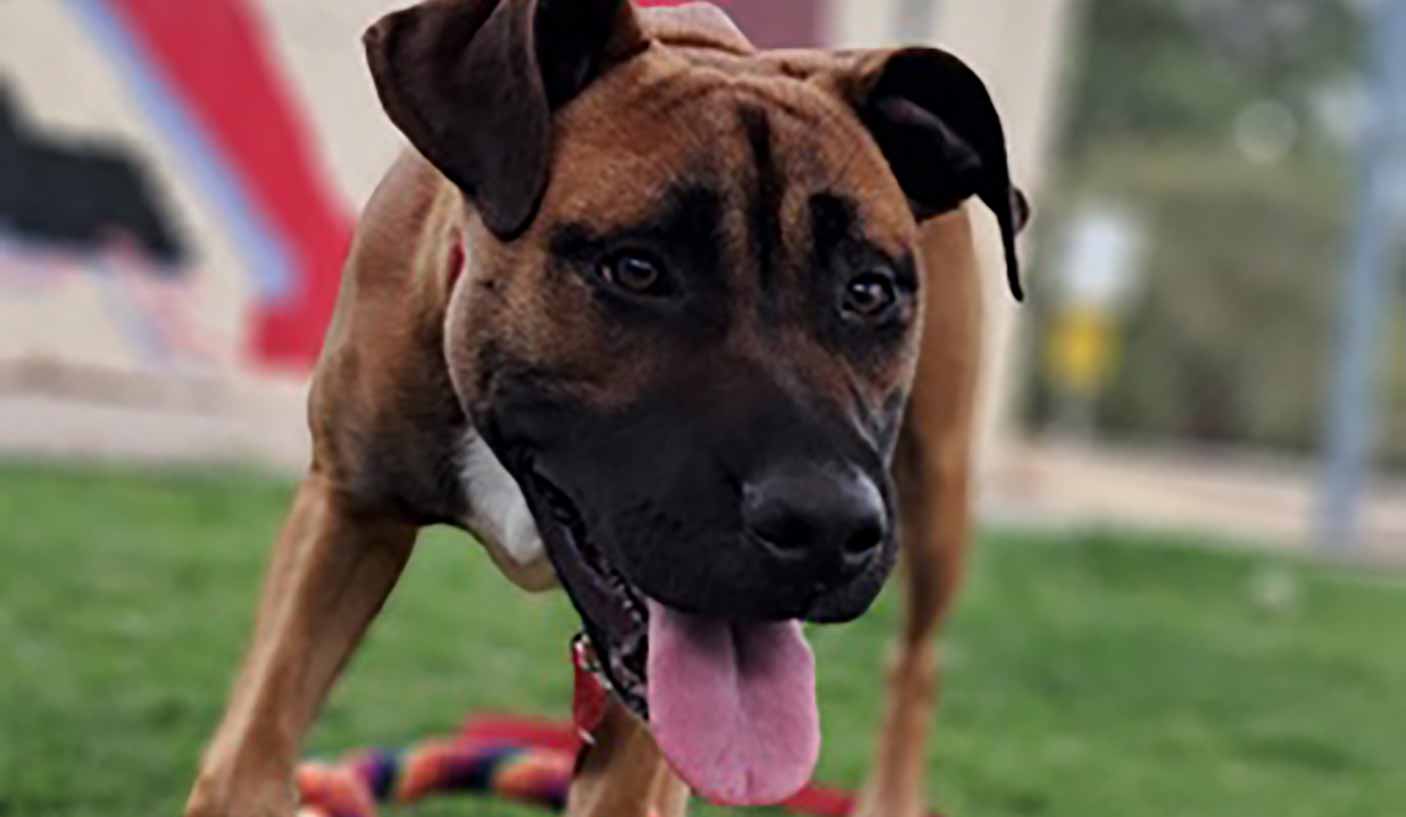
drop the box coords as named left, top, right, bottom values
left=185, top=3, right=1019, bottom=816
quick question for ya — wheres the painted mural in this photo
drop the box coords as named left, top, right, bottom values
left=0, top=0, right=821, bottom=376
left=2, top=0, right=354, bottom=373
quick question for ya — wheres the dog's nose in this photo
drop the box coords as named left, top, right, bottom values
left=743, top=465, right=887, bottom=577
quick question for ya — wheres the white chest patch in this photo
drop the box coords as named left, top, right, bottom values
left=459, top=434, right=547, bottom=568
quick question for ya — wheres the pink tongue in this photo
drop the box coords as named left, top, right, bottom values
left=646, top=599, right=819, bottom=806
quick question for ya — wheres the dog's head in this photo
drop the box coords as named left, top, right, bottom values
left=366, top=0, right=1026, bottom=805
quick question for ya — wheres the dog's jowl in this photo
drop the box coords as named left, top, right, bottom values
left=185, top=2, right=1026, bottom=816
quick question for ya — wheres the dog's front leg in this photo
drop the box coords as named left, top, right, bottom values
left=855, top=211, right=983, bottom=817
left=185, top=476, right=416, bottom=817
left=854, top=425, right=973, bottom=817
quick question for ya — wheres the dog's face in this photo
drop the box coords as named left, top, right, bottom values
left=367, top=0, right=1025, bottom=804
left=462, top=69, right=919, bottom=649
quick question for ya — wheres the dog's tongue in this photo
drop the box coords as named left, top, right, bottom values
left=646, top=599, right=819, bottom=806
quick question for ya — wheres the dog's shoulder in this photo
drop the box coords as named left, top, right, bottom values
left=307, top=150, right=467, bottom=521
left=315, top=149, right=457, bottom=403
left=343, top=149, right=460, bottom=298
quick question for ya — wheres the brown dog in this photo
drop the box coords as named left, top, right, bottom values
left=183, top=2, right=1026, bottom=815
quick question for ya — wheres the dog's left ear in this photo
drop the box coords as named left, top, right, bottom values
left=364, top=0, right=644, bottom=239
left=835, top=48, right=1031, bottom=301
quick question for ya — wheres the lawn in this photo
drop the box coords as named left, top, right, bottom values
left=1, top=462, right=1402, bottom=817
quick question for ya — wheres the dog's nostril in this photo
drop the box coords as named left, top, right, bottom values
left=743, top=465, right=887, bottom=568
left=749, top=511, right=814, bottom=558
left=844, top=519, right=885, bottom=557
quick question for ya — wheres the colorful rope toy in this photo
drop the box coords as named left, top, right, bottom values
left=295, top=637, right=938, bottom=817
left=294, top=718, right=871, bottom=817
left=295, top=724, right=577, bottom=817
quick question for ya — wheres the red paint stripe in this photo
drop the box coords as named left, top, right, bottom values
left=107, top=0, right=352, bottom=369
left=103, top=0, right=817, bottom=370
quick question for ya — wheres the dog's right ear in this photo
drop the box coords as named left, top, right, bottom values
left=364, top=0, right=644, bottom=238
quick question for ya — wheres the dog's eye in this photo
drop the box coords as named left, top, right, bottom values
left=843, top=271, right=899, bottom=320
left=599, top=251, right=669, bottom=296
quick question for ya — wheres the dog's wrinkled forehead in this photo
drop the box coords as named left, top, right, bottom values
left=542, top=45, right=916, bottom=262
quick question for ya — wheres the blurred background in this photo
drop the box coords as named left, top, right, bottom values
left=2, top=1, right=1403, bottom=816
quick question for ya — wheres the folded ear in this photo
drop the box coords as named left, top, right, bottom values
left=836, top=48, right=1031, bottom=301
left=364, top=0, right=644, bottom=238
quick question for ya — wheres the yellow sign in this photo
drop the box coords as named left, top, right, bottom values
left=1048, top=308, right=1118, bottom=397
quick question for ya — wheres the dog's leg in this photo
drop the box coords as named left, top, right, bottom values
left=185, top=476, right=417, bottom=817
left=567, top=698, right=690, bottom=817
left=856, top=210, right=984, bottom=817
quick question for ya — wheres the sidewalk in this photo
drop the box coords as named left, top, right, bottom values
left=987, top=436, right=1406, bottom=564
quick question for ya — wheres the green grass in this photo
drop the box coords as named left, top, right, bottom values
left=1, top=462, right=1403, bottom=817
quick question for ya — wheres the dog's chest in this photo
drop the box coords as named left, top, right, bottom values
left=458, top=433, right=548, bottom=569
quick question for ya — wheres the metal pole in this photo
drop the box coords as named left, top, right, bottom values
left=1318, top=0, right=1406, bottom=553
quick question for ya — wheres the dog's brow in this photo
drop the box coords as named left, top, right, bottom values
left=809, top=192, right=911, bottom=275
left=547, top=184, right=724, bottom=267
left=739, top=105, right=785, bottom=302
left=809, top=192, right=859, bottom=264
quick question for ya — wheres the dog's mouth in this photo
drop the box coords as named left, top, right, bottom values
left=527, top=468, right=651, bottom=712
left=524, top=465, right=821, bottom=807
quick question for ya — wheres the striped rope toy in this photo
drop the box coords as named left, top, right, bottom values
left=295, top=728, right=579, bottom=817
left=295, top=638, right=937, bottom=817
left=294, top=716, right=865, bottom=817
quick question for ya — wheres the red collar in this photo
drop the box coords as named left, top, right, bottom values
left=571, top=634, right=610, bottom=745
left=571, top=635, right=665, bottom=817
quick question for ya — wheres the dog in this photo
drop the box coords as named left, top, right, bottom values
left=183, top=2, right=1027, bottom=815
